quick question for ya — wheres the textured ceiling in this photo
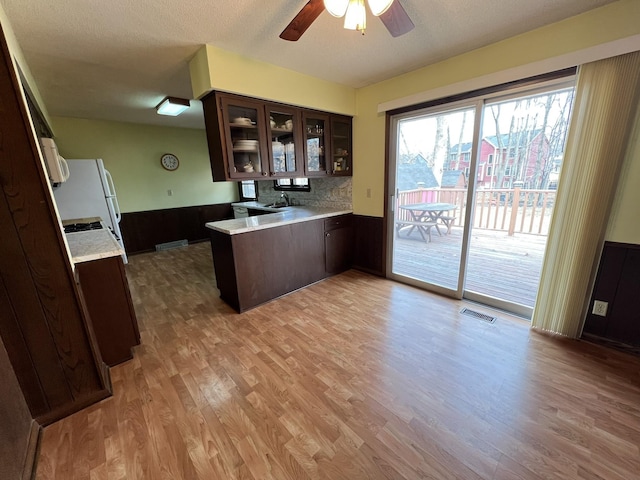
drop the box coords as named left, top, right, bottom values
left=0, top=0, right=618, bottom=129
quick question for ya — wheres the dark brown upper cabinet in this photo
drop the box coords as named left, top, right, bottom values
left=329, top=115, right=353, bottom=176
left=266, top=102, right=303, bottom=178
left=302, top=111, right=330, bottom=177
left=218, top=94, right=270, bottom=179
left=202, top=91, right=352, bottom=181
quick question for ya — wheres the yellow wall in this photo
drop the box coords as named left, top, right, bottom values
left=0, top=4, right=52, bottom=130
left=189, top=45, right=356, bottom=115
left=353, top=0, right=640, bottom=217
left=607, top=105, right=640, bottom=244
left=8, top=0, right=640, bottom=240
left=51, top=117, right=237, bottom=213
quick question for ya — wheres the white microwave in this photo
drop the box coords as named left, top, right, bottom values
left=40, top=137, right=69, bottom=183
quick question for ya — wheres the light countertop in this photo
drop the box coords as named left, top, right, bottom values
left=65, top=229, right=124, bottom=263
left=206, top=206, right=352, bottom=235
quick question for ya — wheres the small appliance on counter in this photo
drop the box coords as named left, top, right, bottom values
left=53, top=158, right=127, bottom=262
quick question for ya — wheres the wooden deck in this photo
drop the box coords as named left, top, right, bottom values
left=392, top=225, right=548, bottom=307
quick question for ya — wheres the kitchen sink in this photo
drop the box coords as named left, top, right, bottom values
left=264, top=203, right=289, bottom=208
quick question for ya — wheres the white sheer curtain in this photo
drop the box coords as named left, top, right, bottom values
left=531, top=51, right=640, bottom=337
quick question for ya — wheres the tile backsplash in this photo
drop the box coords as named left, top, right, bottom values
left=257, top=177, right=352, bottom=210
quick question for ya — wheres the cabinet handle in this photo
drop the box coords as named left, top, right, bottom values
left=326, top=233, right=330, bottom=237
left=262, top=172, right=267, bottom=176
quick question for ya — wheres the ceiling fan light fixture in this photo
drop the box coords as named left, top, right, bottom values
left=367, top=0, right=394, bottom=16
left=344, top=0, right=366, bottom=32
left=155, top=96, right=190, bottom=116
left=324, top=0, right=349, bottom=17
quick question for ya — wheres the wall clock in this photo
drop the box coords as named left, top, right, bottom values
left=160, top=153, right=179, bottom=171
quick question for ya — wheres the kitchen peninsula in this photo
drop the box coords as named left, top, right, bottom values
left=206, top=206, right=353, bottom=312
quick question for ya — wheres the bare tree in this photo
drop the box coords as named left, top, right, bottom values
left=453, top=110, right=468, bottom=171
left=399, top=128, right=412, bottom=159
left=491, top=104, right=518, bottom=189
left=544, top=91, right=574, bottom=187
left=529, top=94, right=553, bottom=189
left=430, top=115, right=446, bottom=176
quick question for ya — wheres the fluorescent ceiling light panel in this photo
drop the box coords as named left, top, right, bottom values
left=156, top=96, right=190, bottom=116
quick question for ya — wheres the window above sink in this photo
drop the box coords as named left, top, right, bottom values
left=273, top=178, right=310, bottom=192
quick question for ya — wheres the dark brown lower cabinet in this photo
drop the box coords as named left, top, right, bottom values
left=325, top=215, right=354, bottom=274
left=76, top=256, right=141, bottom=366
left=209, top=214, right=353, bottom=312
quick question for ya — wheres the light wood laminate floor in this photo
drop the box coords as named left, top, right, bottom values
left=36, top=243, right=640, bottom=479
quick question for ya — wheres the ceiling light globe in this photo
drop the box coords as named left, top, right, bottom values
left=367, top=0, right=394, bottom=16
left=324, top=0, right=349, bottom=17
left=344, top=0, right=366, bottom=31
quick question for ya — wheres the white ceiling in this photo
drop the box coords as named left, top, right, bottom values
left=1, top=0, right=617, bottom=130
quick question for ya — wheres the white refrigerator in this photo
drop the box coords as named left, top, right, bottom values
left=53, top=159, right=127, bottom=260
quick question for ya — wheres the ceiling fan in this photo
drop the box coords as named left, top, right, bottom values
left=280, top=0, right=414, bottom=41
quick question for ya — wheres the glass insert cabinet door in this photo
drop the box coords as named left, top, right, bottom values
left=303, top=112, right=329, bottom=176
left=221, top=96, right=268, bottom=178
left=330, top=116, right=352, bottom=174
left=267, top=104, right=302, bottom=176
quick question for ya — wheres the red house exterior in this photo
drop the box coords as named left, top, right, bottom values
left=447, top=130, right=550, bottom=189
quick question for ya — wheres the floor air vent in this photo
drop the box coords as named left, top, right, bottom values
left=155, top=239, right=188, bottom=252
left=460, top=307, right=497, bottom=324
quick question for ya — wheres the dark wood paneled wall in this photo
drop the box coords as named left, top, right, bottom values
left=352, top=214, right=385, bottom=277
left=583, top=241, right=640, bottom=351
left=0, top=21, right=109, bottom=438
left=120, top=203, right=234, bottom=254
left=0, top=336, right=37, bottom=480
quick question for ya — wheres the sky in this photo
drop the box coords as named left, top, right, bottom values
left=397, top=87, right=575, bottom=166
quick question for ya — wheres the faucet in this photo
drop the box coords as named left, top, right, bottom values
left=280, top=192, right=290, bottom=206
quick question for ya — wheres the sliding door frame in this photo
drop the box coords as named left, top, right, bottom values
left=386, top=98, right=483, bottom=298
left=384, top=74, right=577, bottom=314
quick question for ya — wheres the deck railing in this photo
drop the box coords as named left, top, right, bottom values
left=396, top=187, right=557, bottom=236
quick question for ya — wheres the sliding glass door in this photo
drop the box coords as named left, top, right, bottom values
left=388, top=101, right=480, bottom=296
left=388, top=79, right=575, bottom=316
left=464, top=87, right=575, bottom=315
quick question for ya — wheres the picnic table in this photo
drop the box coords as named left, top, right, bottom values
left=397, top=202, right=458, bottom=242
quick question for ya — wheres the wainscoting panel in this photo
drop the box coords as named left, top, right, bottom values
left=0, top=336, right=37, bottom=480
left=352, top=215, right=385, bottom=277
left=120, top=203, right=234, bottom=254
left=583, top=241, right=640, bottom=351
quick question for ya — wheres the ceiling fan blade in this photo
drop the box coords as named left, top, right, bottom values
left=379, top=1, right=414, bottom=37
left=280, top=0, right=326, bottom=41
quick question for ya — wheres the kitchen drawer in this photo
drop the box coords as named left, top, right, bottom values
left=324, top=214, right=352, bottom=231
